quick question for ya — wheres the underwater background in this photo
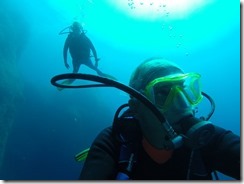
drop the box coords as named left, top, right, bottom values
left=0, top=0, right=240, bottom=180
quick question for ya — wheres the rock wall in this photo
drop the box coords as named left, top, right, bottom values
left=0, top=0, right=29, bottom=169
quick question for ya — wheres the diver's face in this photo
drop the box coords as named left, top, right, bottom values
left=136, top=93, right=193, bottom=149
left=136, top=75, right=197, bottom=149
left=144, top=73, right=202, bottom=129
left=162, top=91, right=193, bottom=124
left=153, top=85, right=194, bottom=123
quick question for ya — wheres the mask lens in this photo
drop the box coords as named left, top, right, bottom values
left=154, top=85, right=172, bottom=109
left=145, top=73, right=202, bottom=111
left=182, top=75, right=202, bottom=105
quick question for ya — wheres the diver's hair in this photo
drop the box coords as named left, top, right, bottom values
left=129, top=57, right=184, bottom=92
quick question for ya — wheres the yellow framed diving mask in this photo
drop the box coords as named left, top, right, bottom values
left=144, top=73, right=203, bottom=112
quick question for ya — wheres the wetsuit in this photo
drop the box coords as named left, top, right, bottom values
left=79, top=125, right=240, bottom=180
left=63, top=32, right=102, bottom=75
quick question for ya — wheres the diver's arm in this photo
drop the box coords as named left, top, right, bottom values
left=203, top=125, right=240, bottom=180
left=63, top=36, right=70, bottom=66
left=86, top=37, right=99, bottom=61
left=79, top=127, right=119, bottom=180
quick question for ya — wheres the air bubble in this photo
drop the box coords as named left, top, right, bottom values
left=176, top=43, right=182, bottom=48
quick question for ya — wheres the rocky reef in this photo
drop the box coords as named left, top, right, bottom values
left=0, top=0, right=29, bottom=169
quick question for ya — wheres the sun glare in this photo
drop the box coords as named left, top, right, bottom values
left=108, top=0, right=211, bottom=20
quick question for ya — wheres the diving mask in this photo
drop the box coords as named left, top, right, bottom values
left=145, top=73, right=203, bottom=112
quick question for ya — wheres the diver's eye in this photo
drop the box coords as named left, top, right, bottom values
left=155, top=87, right=171, bottom=96
left=154, top=93, right=167, bottom=108
left=154, top=88, right=171, bottom=107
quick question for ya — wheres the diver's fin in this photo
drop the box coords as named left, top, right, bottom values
left=75, top=148, right=90, bottom=162
left=57, top=79, right=73, bottom=91
left=100, top=73, right=117, bottom=81
left=57, top=86, right=64, bottom=91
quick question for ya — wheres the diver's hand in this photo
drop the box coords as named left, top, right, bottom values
left=65, top=63, right=70, bottom=69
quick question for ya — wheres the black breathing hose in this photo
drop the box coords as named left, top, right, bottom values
left=51, top=73, right=167, bottom=124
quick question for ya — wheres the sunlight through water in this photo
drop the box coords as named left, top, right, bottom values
left=108, top=0, right=212, bottom=20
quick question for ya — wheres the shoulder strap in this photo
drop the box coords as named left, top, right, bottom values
left=112, top=104, right=141, bottom=180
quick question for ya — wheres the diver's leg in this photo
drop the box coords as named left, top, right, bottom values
left=72, top=59, right=81, bottom=73
left=85, top=58, right=104, bottom=76
left=67, top=59, right=81, bottom=84
left=57, top=59, right=82, bottom=90
left=83, top=58, right=116, bottom=80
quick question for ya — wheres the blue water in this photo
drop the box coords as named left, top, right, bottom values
left=1, top=0, right=240, bottom=180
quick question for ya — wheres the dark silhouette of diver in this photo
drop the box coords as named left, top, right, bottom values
left=62, top=21, right=105, bottom=85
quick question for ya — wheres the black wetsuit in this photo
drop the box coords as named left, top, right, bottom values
left=79, top=125, right=240, bottom=180
left=63, top=32, right=101, bottom=75
left=64, top=33, right=96, bottom=60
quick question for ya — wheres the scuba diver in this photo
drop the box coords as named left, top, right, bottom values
left=76, top=58, right=240, bottom=180
left=60, top=21, right=109, bottom=87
